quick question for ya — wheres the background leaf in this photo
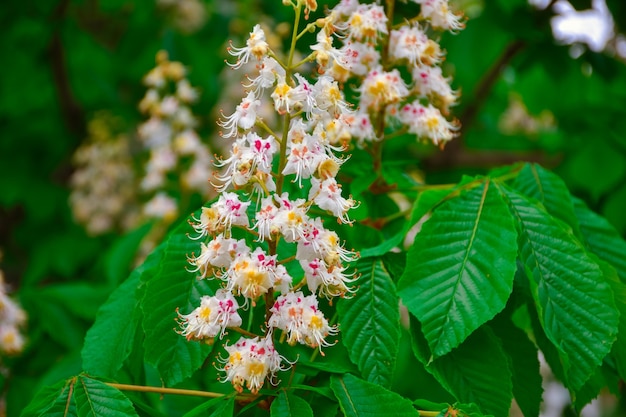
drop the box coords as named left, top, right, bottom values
left=490, top=314, right=542, bottom=417
left=337, top=258, right=400, bottom=387
left=501, top=186, right=619, bottom=390
left=398, top=180, right=518, bottom=357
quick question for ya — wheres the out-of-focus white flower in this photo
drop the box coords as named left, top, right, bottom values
left=359, top=68, right=409, bottom=111
left=143, top=192, right=178, bottom=222
left=414, top=0, right=465, bottom=32
left=345, top=4, right=388, bottom=41
left=389, top=24, right=443, bottom=66
left=413, top=65, right=459, bottom=114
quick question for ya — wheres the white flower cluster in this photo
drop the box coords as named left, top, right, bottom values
left=321, top=0, right=464, bottom=147
left=139, top=50, right=214, bottom=222
left=0, top=268, right=26, bottom=356
left=178, top=0, right=464, bottom=394
left=70, top=113, right=140, bottom=235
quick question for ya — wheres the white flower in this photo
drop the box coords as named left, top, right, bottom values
left=214, top=132, right=277, bottom=191
left=227, top=24, right=269, bottom=69
left=271, top=80, right=306, bottom=115
left=412, top=65, right=459, bottom=114
left=268, top=291, right=337, bottom=350
left=309, top=177, right=355, bottom=224
left=177, top=289, right=242, bottom=340
left=226, top=247, right=290, bottom=303
left=313, top=76, right=351, bottom=118
left=345, top=4, right=388, bottom=41
left=244, top=57, right=286, bottom=94
left=218, top=91, right=261, bottom=138
left=345, top=111, right=378, bottom=143
left=398, top=101, right=459, bottom=147
left=273, top=193, right=310, bottom=243
left=389, top=24, right=443, bottom=66
left=253, top=195, right=280, bottom=242
left=301, top=257, right=355, bottom=298
left=414, top=0, right=465, bottom=32
left=359, top=68, right=409, bottom=111
left=282, top=133, right=325, bottom=185
left=187, top=234, right=249, bottom=278
left=213, top=192, right=251, bottom=229
left=220, top=335, right=284, bottom=394
left=297, top=218, right=357, bottom=266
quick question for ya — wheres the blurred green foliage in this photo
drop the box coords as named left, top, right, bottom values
left=1, top=0, right=626, bottom=415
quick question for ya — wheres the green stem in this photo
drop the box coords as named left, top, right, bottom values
left=231, top=326, right=260, bottom=338
left=106, top=383, right=255, bottom=401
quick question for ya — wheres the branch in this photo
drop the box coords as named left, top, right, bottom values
left=106, top=382, right=256, bottom=401
left=459, top=39, right=526, bottom=138
left=49, top=0, right=86, bottom=138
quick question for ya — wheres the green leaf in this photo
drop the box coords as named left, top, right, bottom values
left=410, top=317, right=513, bottom=417
left=270, top=391, right=314, bottom=417
left=596, top=258, right=626, bottom=381
left=36, top=283, right=109, bottom=320
left=500, top=186, right=619, bottom=390
left=82, top=265, right=145, bottom=377
left=398, top=180, right=518, bottom=357
left=573, top=197, right=626, bottom=283
left=337, top=258, right=400, bottom=387
left=104, top=222, right=153, bottom=285
left=207, top=397, right=234, bottom=417
left=490, top=316, right=542, bottom=417
left=73, top=376, right=138, bottom=417
left=181, top=397, right=229, bottom=417
left=21, top=378, right=76, bottom=417
left=140, top=216, right=214, bottom=385
left=513, top=163, right=581, bottom=238
left=359, top=229, right=405, bottom=258
left=330, top=374, right=420, bottom=417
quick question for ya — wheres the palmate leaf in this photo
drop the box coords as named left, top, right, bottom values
left=73, top=377, right=138, bottom=417
left=513, top=163, right=582, bottom=238
left=500, top=186, right=619, bottom=390
left=330, top=374, right=419, bottom=417
left=337, top=258, right=400, bottom=387
left=140, top=215, right=215, bottom=385
left=398, top=179, right=518, bottom=358
left=410, top=316, right=513, bottom=417
left=270, top=391, right=314, bottom=417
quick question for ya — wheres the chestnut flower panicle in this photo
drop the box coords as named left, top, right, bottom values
left=177, top=0, right=465, bottom=395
